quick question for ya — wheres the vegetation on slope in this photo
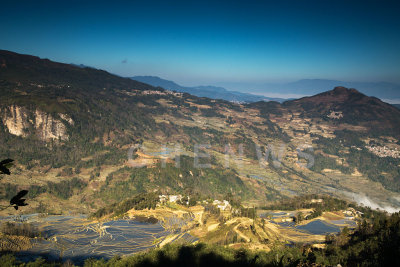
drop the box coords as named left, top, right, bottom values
left=97, top=156, right=250, bottom=204
left=312, top=130, right=400, bottom=192
left=0, top=177, right=87, bottom=201
left=91, top=192, right=159, bottom=218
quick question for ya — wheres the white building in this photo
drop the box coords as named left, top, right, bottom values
left=168, top=195, right=182, bottom=203
left=213, top=200, right=231, bottom=211
left=159, top=195, right=168, bottom=203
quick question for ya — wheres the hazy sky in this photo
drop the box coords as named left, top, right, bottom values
left=1, top=0, right=400, bottom=86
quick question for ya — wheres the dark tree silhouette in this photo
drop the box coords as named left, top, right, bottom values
left=0, top=159, right=29, bottom=211
left=10, top=190, right=28, bottom=210
left=0, top=159, right=14, bottom=175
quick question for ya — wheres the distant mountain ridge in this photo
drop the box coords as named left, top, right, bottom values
left=216, top=79, right=400, bottom=103
left=131, top=76, right=287, bottom=103
left=284, top=79, right=400, bottom=101
left=131, top=77, right=400, bottom=104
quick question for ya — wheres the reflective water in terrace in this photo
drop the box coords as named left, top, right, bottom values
left=296, top=219, right=341, bottom=235
left=329, top=219, right=357, bottom=227
left=259, top=212, right=355, bottom=235
left=0, top=214, right=196, bottom=265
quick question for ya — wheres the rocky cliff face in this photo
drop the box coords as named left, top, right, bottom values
left=1, top=105, right=72, bottom=141
left=1, top=105, right=30, bottom=137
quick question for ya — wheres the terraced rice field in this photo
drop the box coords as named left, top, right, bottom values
left=259, top=211, right=357, bottom=236
left=0, top=214, right=197, bottom=265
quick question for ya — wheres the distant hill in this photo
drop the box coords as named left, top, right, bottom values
left=131, top=76, right=287, bottom=103
left=283, top=86, right=400, bottom=135
left=283, top=79, right=400, bottom=100
left=216, top=79, right=400, bottom=101
left=248, top=86, right=400, bottom=137
left=251, top=87, right=400, bottom=193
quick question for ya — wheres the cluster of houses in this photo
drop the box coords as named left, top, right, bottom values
left=309, top=198, right=323, bottom=203
left=30, top=82, right=70, bottom=89
left=120, top=89, right=183, bottom=97
left=212, top=200, right=231, bottom=211
left=159, top=194, right=186, bottom=204
left=158, top=194, right=231, bottom=211
left=141, top=90, right=183, bottom=96
left=343, top=207, right=363, bottom=218
left=365, top=145, right=400, bottom=158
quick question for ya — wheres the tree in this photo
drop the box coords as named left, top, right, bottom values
left=294, top=212, right=304, bottom=224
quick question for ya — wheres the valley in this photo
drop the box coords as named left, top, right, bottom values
left=2, top=1, right=400, bottom=264
left=0, top=50, right=400, bottom=266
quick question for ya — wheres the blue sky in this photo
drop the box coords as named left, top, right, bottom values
left=1, top=0, right=400, bottom=87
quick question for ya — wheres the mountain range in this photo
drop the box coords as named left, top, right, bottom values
left=131, top=76, right=288, bottom=103
left=132, top=76, right=400, bottom=105
left=1, top=49, right=400, bottom=215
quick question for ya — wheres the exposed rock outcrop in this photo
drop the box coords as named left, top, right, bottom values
left=1, top=105, right=72, bottom=141
left=1, top=105, right=30, bottom=137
